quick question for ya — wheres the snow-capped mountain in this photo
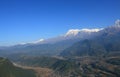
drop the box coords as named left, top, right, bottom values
left=19, top=28, right=102, bottom=45
left=30, top=28, right=102, bottom=45
left=65, top=28, right=102, bottom=37
left=1, top=19, right=120, bottom=56
left=30, top=39, right=45, bottom=44
left=115, top=19, right=120, bottom=27
left=102, top=19, right=120, bottom=33
left=60, top=20, right=120, bottom=57
left=16, top=19, right=120, bottom=45
left=65, top=29, right=80, bottom=36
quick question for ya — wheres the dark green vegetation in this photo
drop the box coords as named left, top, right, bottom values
left=0, top=57, right=36, bottom=77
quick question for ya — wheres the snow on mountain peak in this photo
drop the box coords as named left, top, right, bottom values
left=32, top=39, right=44, bottom=44
left=18, top=39, right=45, bottom=45
left=115, top=19, right=120, bottom=26
left=66, top=29, right=80, bottom=36
left=80, top=28, right=102, bottom=32
left=65, top=28, right=102, bottom=36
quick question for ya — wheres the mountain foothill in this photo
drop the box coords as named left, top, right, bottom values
left=0, top=20, right=120, bottom=77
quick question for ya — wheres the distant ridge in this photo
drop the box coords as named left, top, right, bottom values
left=0, top=20, right=119, bottom=57
left=60, top=19, right=120, bottom=57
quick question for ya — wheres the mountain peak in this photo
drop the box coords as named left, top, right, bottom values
left=80, top=28, right=102, bottom=32
left=65, top=28, right=102, bottom=36
left=65, top=29, right=80, bottom=36
left=18, top=39, right=45, bottom=45
left=30, top=39, right=45, bottom=44
left=115, top=19, right=120, bottom=27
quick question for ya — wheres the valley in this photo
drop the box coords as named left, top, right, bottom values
left=10, top=55, right=120, bottom=77
left=0, top=20, right=120, bottom=77
left=0, top=0, right=120, bottom=77
left=13, top=63, right=53, bottom=77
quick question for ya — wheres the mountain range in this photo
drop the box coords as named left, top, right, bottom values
left=0, top=27, right=103, bottom=57
left=0, top=20, right=120, bottom=77
left=0, top=19, right=120, bottom=57
left=60, top=20, right=120, bottom=57
left=0, top=20, right=119, bottom=57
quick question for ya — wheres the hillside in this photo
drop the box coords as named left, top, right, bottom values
left=11, top=56, right=120, bottom=77
left=0, top=57, right=36, bottom=77
left=11, top=56, right=79, bottom=76
left=58, top=21, right=120, bottom=76
left=0, top=20, right=120, bottom=77
left=0, top=28, right=101, bottom=57
left=60, top=23, right=120, bottom=57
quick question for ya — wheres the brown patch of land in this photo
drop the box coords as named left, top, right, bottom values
left=13, top=63, right=53, bottom=77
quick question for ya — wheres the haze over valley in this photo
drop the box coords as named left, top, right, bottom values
left=0, top=0, right=120, bottom=77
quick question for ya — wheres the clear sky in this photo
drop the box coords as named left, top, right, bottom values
left=0, top=0, right=120, bottom=46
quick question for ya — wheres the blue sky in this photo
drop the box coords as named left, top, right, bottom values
left=0, top=0, right=120, bottom=46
